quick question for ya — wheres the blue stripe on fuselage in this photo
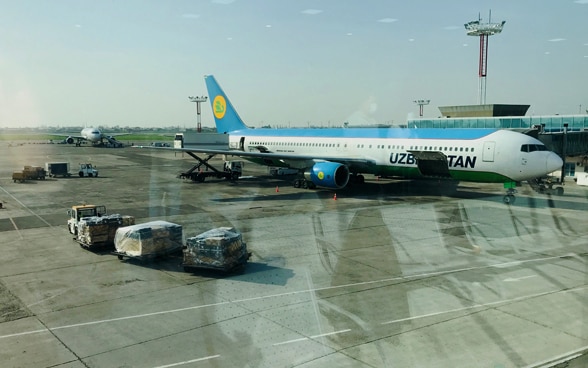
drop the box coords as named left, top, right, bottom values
left=228, top=128, right=498, bottom=140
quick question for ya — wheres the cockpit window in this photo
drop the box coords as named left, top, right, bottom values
left=521, top=144, right=548, bottom=152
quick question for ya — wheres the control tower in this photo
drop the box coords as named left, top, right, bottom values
left=464, top=11, right=505, bottom=105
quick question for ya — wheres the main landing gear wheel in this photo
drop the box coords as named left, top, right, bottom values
left=293, top=179, right=316, bottom=189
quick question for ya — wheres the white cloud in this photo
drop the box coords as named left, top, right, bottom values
left=574, top=0, right=588, bottom=4
left=301, top=9, right=322, bottom=15
left=378, top=18, right=398, bottom=23
left=181, top=14, right=200, bottom=19
left=548, top=38, right=566, bottom=42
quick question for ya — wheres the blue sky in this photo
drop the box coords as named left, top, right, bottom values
left=1, top=0, right=587, bottom=128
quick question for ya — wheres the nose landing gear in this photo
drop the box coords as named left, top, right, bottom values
left=503, top=188, right=517, bottom=205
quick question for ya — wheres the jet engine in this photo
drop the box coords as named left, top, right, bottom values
left=304, top=162, right=350, bottom=189
left=66, top=136, right=75, bottom=144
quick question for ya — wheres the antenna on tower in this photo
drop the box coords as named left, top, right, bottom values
left=464, top=10, right=505, bottom=105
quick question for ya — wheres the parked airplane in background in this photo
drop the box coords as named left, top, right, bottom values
left=53, top=127, right=125, bottom=147
left=144, top=75, right=564, bottom=203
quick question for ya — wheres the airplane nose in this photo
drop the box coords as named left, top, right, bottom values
left=546, top=153, right=563, bottom=173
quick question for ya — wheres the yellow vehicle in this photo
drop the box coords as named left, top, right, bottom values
left=12, top=171, right=27, bottom=183
left=67, top=204, right=106, bottom=235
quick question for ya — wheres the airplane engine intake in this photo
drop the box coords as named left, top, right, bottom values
left=304, top=162, right=350, bottom=189
left=66, top=136, right=74, bottom=144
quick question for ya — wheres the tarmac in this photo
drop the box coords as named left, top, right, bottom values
left=0, top=141, right=587, bottom=368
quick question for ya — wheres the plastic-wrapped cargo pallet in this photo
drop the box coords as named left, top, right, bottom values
left=114, top=221, right=183, bottom=257
left=77, top=214, right=135, bottom=247
left=184, top=227, right=248, bottom=271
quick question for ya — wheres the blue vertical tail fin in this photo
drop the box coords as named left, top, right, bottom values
left=204, top=75, right=248, bottom=134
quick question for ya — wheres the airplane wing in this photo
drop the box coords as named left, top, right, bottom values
left=134, top=145, right=377, bottom=171
left=47, top=133, right=87, bottom=143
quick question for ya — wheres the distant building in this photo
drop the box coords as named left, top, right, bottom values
left=438, top=104, right=530, bottom=118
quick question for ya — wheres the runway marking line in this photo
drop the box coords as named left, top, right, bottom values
left=0, top=254, right=583, bottom=341
left=0, top=185, right=53, bottom=228
left=381, top=285, right=588, bottom=326
left=152, top=354, right=220, bottom=368
left=272, top=329, right=351, bottom=346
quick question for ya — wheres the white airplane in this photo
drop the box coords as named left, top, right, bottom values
left=54, top=127, right=125, bottom=147
left=146, top=75, right=564, bottom=203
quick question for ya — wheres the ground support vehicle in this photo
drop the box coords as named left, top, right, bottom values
left=46, top=162, right=71, bottom=177
left=182, top=227, right=250, bottom=273
left=113, top=221, right=183, bottom=261
left=12, top=171, right=27, bottom=183
left=178, top=152, right=242, bottom=182
left=75, top=214, right=135, bottom=250
left=67, top=204, right=107, bottom=235
left=78, top=163, right=99, bottom=177
left=529, top=176, right=565, bottom=196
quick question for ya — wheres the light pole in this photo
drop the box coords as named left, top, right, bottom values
left=413, top=99, right=430, bottom=117
left=465, top=11, right=505, bottom=105
left=188, top=96, right=208, bottom=132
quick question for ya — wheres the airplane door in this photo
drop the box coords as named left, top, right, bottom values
left=482, top=141, right=495, bottom=162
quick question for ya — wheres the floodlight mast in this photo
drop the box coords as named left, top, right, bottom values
left=464, top=10, right=505, bottom=105
left=413, top=99, right=430, bottom=117
left=189, top=96, right=208, bottom=132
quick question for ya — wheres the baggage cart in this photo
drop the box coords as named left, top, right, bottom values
left=113, top=221, right=183, bottom=261
left=182, top=227, right=249, bottom=273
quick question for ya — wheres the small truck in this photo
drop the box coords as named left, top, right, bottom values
left=67, top=204, right=107, bottom=235
left=78, top=163, right=99, bottom=177
left=67, top=204, right=135, bottom=249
